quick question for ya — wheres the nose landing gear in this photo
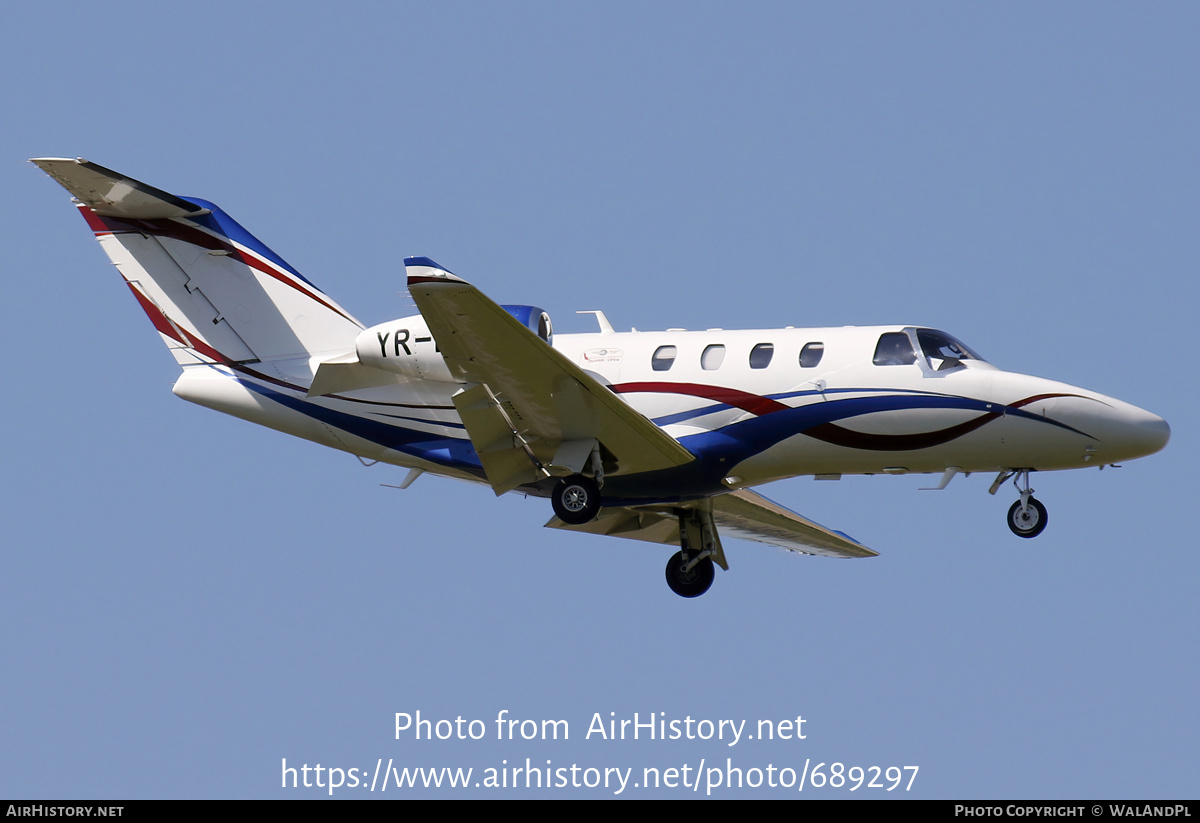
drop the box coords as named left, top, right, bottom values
left=993, top=469, right=1048, bottom=538
left=1007, top=496, right=1047, bottom=538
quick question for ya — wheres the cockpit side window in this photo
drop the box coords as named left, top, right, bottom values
left=873, top=332, right=917, bottom=366
left=916, top=329, right=986, bottom=368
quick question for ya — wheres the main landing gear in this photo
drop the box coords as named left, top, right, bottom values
left=549, top=477, right=720, bottom=597
left=665, top=550, right=714, bottom=598
left=551, top=474, right=601, bottom=525
left=664, top=510, right=718, bottom=598
left=992, top=469, right=1048, bottom=538
left=550, top=446, right=606, bottom=526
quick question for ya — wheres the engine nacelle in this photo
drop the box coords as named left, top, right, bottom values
left=354, top=305, right=553, bottom=383
left=356, top=314, right=454, bottom=382
left=501, top=304, right=554, bottom=346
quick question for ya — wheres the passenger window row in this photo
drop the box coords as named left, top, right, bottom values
left=649, top=330, right=981, bottom=373
left=651, top=342, right=825, bottom=372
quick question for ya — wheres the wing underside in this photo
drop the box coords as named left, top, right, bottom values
left=547, top=488, right=876, bottom=560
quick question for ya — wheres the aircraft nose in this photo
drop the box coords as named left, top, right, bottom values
left=1020, top=383, right=1170, bottom=466
left=1127, top=411, right=1171, bottom=458
left=1057, top=395, right=1171, bottom=463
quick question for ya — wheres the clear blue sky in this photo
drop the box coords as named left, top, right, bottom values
left=2, top=1, right=1195, bottom=798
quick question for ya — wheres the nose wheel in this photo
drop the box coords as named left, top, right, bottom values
left=1007, top=497, right=1047, bottom=538
left=998, top=469, right=1048, bottom=538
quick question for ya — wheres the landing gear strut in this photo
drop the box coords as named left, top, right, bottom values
left=664, top=510, right=717, bottom=598
left=1000, top=469, right=1048, bottom=538
left=551, top=474, right=601, bottom=525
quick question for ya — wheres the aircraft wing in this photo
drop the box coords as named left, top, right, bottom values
left=546, top=488, right=877, bottom=559
left=406, top=261, right=696, bottom=494
left=710, top=488, right=876, bottom=558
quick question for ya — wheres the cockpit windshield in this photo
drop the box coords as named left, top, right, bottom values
left=916, top=328, right=986, bottom=367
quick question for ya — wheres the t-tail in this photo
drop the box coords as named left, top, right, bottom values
left=31, top=158, right=363, bottom=369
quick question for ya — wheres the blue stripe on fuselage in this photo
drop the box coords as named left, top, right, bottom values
left=235, top=376, right=1087, bottom=497
left=236, top=378, right=485, bottom=474
left=676, top=393, right=1029, bottom=460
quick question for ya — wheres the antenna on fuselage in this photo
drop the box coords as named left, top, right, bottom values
left=577, top=310, right=614, bottom=333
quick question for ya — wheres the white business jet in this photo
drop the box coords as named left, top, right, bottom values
left=33, top=158, right=1170, bottom=597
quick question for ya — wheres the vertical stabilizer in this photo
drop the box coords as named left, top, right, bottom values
left=32, top=157, right=363, bottom=367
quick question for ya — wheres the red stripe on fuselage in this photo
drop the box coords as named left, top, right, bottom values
left=1008, top=393, right=1079, bottom=408
left=610, top=382, right=789, bottom=416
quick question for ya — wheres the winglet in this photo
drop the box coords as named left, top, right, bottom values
left=404, top=256, right=466, bottom=286
left=30, top=157, right=209, bottom=219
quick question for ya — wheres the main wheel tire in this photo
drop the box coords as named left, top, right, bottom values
left=1007, top=497, right=1048, bottom=538
left=664, top=550, right=715, bottom=598
left=551, top=475, right=601, bottom=525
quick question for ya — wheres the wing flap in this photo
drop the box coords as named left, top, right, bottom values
left=453, top=382, right=548, bottom=494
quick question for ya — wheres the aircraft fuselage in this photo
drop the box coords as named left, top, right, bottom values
left=175, top=322, right=1168, bottom=506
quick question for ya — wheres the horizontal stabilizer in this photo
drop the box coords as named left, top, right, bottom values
left=307, top=355, right=403, bottom=397
left=30, top=158, right=208, bottom=219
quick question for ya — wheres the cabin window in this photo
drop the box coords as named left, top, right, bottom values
left=701, top=344, right=725, bottom=370
left=873, top=332, right=917, bottom=366
left=749, top=343, right=774, bottom=369
left=652, top=345, right=678, bottom=371
left=799, top=342, right=824, bottom=368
